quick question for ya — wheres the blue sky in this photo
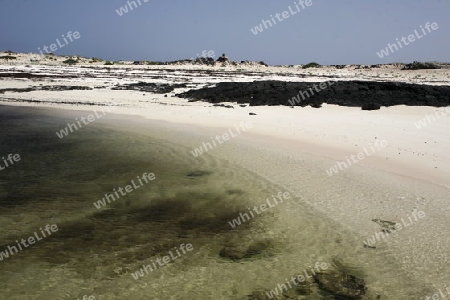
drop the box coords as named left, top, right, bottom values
left=0, top=0, right=448, bottom=65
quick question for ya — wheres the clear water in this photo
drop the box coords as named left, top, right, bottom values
left=0, top=106, right=437, bottom=299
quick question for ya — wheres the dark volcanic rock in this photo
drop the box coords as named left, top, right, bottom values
left=0, top=72, right=77, bottom=79
left=176, top=80, right=450, bottom=109
left=195, top=57, right=215, bottom=66
left=403, top=61, right=440, bottom=70
left=362, top=103, right=381, bottom=110
left=217, top=54, right=229, bottom=63
left=40, top=85, right=92, bottom=91
left=0, top=85, right=92, bottom=94
left=112, top=82, right=187, bottom=94
left=213, top=104, right=234, bottom=109
left=0, top=87, right=34, bottom=94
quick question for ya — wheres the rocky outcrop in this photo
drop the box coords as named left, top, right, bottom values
left=112, top=82, right=187, bottom=94
left=177, top=80, right=450, bottom=109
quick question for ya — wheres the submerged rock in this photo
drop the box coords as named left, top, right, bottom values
left=246, top=277, right=313, bottom=299
left=186, top=170, right=212, bottom=178
left=219, top=244, right=249, bottom=261
left=246, top=290, right=279, bottom=300
left=283, top=280, right=314, bottom=297
left=372, top=219, right=397, bottom=233
left=363, top=244, right=376, bottom=249
left=225, top=189, right=245, bottom=195
left=314, top=270, right=367, bottom=299
left=220, top=240, right=273, bottom=261
left=246, top=290, right=283, bottom=300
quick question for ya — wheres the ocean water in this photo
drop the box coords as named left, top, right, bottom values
left=0, top=106, right=435, bottom=299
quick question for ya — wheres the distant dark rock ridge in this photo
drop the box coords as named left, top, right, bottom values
left=0, top=85, right=92, bottom=94
left=177, top=80, right=450, bottom=109
left=0, top=72, right=78, bottom=79
left=112, top=82, right=187, bottom=94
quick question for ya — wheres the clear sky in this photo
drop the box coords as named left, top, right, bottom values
left=0, top=0, right=448, bottom=65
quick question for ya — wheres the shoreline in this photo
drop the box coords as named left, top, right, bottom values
left=3, top=100, right=448, bottom=189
